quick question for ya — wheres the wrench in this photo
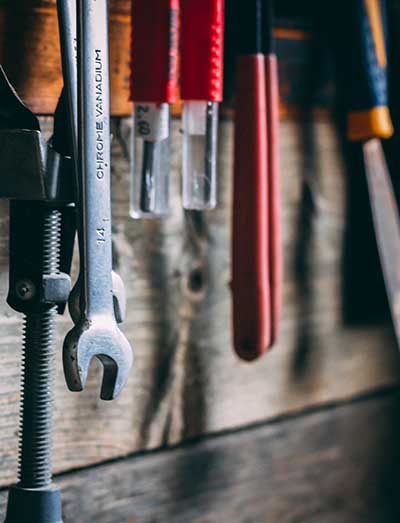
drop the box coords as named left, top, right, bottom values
left=63, top=0, right=133, bottom=400
left=57, top=0, right=126, bottom=324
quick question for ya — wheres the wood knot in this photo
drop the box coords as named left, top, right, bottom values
left=183, top=266, right=208, bottom=302
left=188, top=268, right=204, bottom=293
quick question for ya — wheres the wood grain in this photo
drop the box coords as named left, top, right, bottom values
left=0, top=116, right=397, bottom=487
left=1, top=391, right=399, bottom=522
left=0, top=0, right=132, bottom=115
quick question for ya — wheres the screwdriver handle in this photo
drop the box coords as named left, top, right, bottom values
left=130, top=0, right=179, bottom=103
left=180, top=0, right=224, bottom=102
left=346, top=0, right=393, bottom=141
left=266, top=53, right=282, bottom=346
left=232, top=54, right=271, bottom=360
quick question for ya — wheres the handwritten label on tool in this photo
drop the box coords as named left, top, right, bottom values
left=96, top=228, right=106, bottom=244
left=135, top=103, right=169, bottom=142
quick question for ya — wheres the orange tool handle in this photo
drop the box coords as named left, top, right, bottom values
left=346, top=0, right=393, bottom=142
left=232, top=54, right=271, bottom=360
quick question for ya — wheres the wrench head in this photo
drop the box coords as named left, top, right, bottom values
left=68, top=271, right=127, bottom=324
left=63, top=317, right=133, bottom=400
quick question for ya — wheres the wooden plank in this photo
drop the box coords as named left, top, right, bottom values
left=0, top=116, right=398, bottom=487
left=1, top=391, right=399, bottom=522
left=0, top=0, right=132, bottom=115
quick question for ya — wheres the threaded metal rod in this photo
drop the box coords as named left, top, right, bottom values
left=17, top=209, right=61, bottom=489
left=18, top=309, right=57, bottom=488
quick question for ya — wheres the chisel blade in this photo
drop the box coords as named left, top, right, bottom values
left=364, top=138, right=400, bottom=344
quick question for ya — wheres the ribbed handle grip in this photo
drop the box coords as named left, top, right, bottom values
left=130, top=0, right=180, bottom=103
left=180, top=0, right=224, bottom=101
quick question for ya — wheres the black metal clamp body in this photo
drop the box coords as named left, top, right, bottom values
left=0, top=65, right=76, bottom=523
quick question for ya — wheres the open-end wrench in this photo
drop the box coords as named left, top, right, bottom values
left=57, top=0, right=127, bottom=325
left=63, top=0, right=133, bottom=400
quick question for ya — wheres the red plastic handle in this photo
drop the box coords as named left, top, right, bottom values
left=266, top=54, right=282, bottom=346
left=232, top=54, right=271, bottom=360
left=130, top=0, right=180, bottom=103
left=180, top=0, right=224, bottom=101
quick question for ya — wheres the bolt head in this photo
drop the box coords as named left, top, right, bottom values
left=15, top=280, right=36, bottom=301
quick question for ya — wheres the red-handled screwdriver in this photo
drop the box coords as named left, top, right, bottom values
left=180, top=0, right=225, bottom=210
left=130, top=0, right=180, bottom=218
left=232, top=0, right=271, bottom=360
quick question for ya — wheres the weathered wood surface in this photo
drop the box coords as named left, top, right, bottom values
left=1, top=390, right=399, bottom=522
left=0, top=116, right=398, bottom=487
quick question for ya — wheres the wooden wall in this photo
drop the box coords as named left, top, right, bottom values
left=0, top=4, right=400, bottom=521
left=0, top=113, right=397, bottom=520
left=0, top=0, right=132, bottom=115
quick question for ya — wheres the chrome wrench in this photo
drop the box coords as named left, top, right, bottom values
left=57, top=0, right=126, bottom=325
left=63, top=0, right=133, bottom=400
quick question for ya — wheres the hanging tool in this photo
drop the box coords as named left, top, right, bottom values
left=180, top=0, right=225, bottom=210
left=341, top=0, right=400, bottom=344
left=232, top=0, right=270, bottom=360
left=231, top=0, right=282, bottom=360
left=0, top=67, right=75, bottom=523
left=63, top=0, right=133, bottom=400
left=129, top=0, right=180, bottom=218
left=57, top=0, right=127, bottom=326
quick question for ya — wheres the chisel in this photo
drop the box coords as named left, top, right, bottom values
left=130, top=0, right=179, bottom=218
left=180, top=0, right=225, bottom=210
left=343, top=0, right=400, bottom=343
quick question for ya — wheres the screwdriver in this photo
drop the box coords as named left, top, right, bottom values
left=180, top=0, right=225, bottom=210
left=231, top=0, right=271, bottom=360
left=341, top=0, right=400, bottom=343
left=130, top=0, right=180, bottom=218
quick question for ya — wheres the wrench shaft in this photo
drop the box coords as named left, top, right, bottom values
left=78, top=0, right=113, bottom=316
left=57, top=0, right=78, bottom=151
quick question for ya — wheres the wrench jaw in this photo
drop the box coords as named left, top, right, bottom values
left=63, top=318, right=133, bottom=400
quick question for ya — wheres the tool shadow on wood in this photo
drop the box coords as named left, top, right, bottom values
left=290, top=7, right=337, bottom=381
